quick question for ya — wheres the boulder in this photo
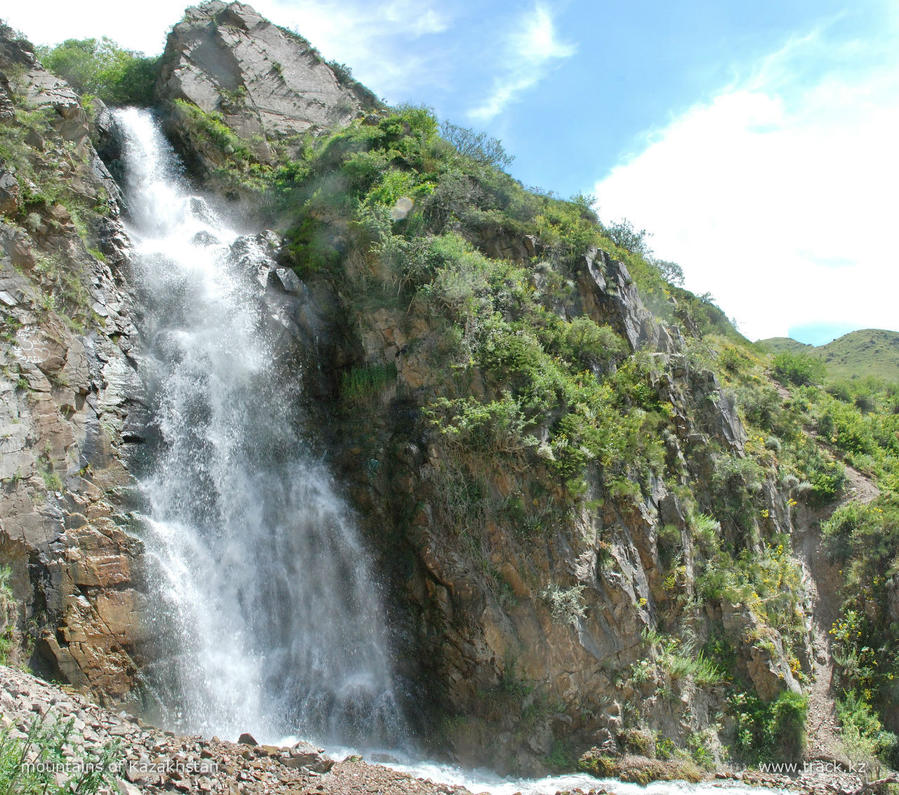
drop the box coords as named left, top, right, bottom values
left=267, top=266, right=301, bottom=295
left=284, top=740, right=333, bottom=772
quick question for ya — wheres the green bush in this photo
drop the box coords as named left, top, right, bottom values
left=772, top=351, right=825, bottom=386
left=731, top=690, right=807, bottom=763
left=602, top=218, right=652, bottom=257
left=440, top=121, right=514, bottom=169
left=822, top=498, right=899, bottom=567
left=837, top=691, right=899, bottom=766
left=427, top=394, right=537, bottom=456
left=341, top=362, right=397, bottom=402
left=541, top=583, right=587, bottom=626
left=771, top=691, right=807, bottom=761
left=822, top=400, right=877, bottom=456
left=709, top=452, right=764, bottom=529
left=38, top=37, right=159, bottom=106
left=794, top=446, right=845, bottom=505
left=553, top=316, right=627, bottom=373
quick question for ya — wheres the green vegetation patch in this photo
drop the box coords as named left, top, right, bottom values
left=38, top=37, right=159, bottom=106
left=731, top=690, right=808, bottom=764
left=0, top=714, right=121, bottom=794
left=760, top=330, right=899, bottom=384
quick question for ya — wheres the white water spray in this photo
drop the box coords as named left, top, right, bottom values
left=113, top=107, right=788, bottom=795
left=116, top=107, right=405, bottom=747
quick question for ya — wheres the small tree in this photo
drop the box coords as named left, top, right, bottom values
left=603, top=217, right=652, bottom=257
left=440, top=121, right=514, bottom=169
left=38, top=37, right=159, bottom=106
left=653, top=258, right=685, bottom=287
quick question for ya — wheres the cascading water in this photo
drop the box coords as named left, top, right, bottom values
left=112, top=107, right=788, bottom=795
left=115, top=107, right=405, bottom=747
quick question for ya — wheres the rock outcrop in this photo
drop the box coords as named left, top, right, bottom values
left=316, top=246, right=789, bottom=772
left=156, top=1, right=377, bottom=149
left=0, top=24, right=145, bottom=703
left=577, top=246, right=677, bottom=353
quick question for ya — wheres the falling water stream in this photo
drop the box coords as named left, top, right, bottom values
left=117, top=107, right=404, bottom=748
left=115, top=107, right=785, bottom=795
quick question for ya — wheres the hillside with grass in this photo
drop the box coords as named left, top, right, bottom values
left=759, top=329, right=899, bottom=383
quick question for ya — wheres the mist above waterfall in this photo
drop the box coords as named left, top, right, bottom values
left=115, top=107, right=406, bottom=748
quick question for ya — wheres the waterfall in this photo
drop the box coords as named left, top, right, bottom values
left=115, top=107, right=406, bottom=748
left=108, top=107, right=794, bottom=795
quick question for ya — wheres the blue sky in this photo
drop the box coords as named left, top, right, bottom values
left=6, top=0, right=898, bottom=342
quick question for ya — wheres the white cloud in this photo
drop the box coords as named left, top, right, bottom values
left=2, top=0, right=186, bottom=54
left=2, top=0, right=450, bottom=98
left=468, top=4, right=575, bottom=122
left=266, top=0, right=450, bottom=96
left=594, top=19, right=899, bottom=341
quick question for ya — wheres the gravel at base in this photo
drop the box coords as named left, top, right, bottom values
left=0, top=665, right=871, bottom=795
left=0, top=665, right=471, bottom=794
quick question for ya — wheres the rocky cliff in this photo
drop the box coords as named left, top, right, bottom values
left=2, top=0, right=892, bottom=781
left=155, top=0, right=378, bottom=201
left=312, top=230, right=809, bottom=772
left=0, top=25, right=146, bottom=701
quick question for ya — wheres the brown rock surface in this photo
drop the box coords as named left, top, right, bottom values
left=0, top=23, right=145, bottom=703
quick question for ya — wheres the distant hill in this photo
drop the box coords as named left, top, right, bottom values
left=758, top=329, right=899, bottom=382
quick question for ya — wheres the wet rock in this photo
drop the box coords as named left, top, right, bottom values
left=192, top=230, right=220, bottom=246
left=90, top=98, right=123, bottom=159
left=268, top=266, right=302, bottom=294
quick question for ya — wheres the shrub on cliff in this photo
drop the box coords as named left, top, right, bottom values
left=731, top=691, right=807, bottom=763
left=440, top=121, right=514, bottom=169
left=38, top=37, right=159, bottom=106
left=772, top=351, right=825, bottom=386
left=836, top=691, right=899, bottom=767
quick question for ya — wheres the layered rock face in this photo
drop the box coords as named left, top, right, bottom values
left=157, top=1, right=377, bottom=148
left=0, top=26, right=145, bottom=702
left=320, top=240, right=807, bottom=773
